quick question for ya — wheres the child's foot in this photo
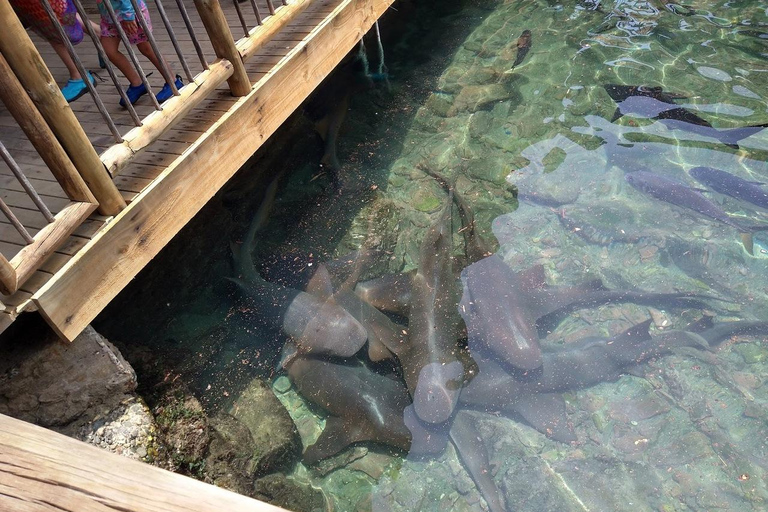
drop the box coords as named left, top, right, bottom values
left=156, top=75, right=184, bottom=103
left=61, top=71, right=95, bottom=103
left=120, top=82, right=148, bottom=107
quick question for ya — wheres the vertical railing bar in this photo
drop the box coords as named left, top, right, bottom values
left=101, top=0, right=163, bottom=109
left=248, top=0, right=263, bottom=26
left=152, top=0, right=194, bottom=82
left=0, top=141, right=55, bottom=225
left=265, top=0, right=276, bottom=16
left=173, top=0, right=209, bottom=70
left=128, top=0, right=179, bottom=96
left=0, top=197, right=34, bottom=245
left=70, top=0, right=143, bottom=127
left=231, top=0, right=250, bottom=37
left=40, top=0, right=123, bottom=142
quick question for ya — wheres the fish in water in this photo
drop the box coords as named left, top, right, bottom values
left=449, top=411, right=509, bottom=512
left=419, top=166, right=495, bottom=265
left=230, top=175, right=368, bottom=358
left=625, top=170, right=768, bottom=254
left=604, top=84, right=768, bottom=150
left=287, top=357, right=412, bottom=465
left=459, top=253, right=716, bottom=374
left=307, top=262, right=407, bottom=363
left=461, top=318, right=765, bottom=441
left=689, top=166, right=768, bottom=210
left=555, top=207, right=642, bottom=246
left=355, top=269, right=416, bottom=318
left=512, top=30, right=532, bottom=68
left=402, top=193, right=466, bottom=424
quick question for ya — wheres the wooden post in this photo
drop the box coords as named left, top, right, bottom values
left=0, top=0, right=126, bottom=216
left=0, top=254, right=16, bottom=296
left=194, top=0, right=252, bottom=96
left=0, top=53, right=96, bottom=205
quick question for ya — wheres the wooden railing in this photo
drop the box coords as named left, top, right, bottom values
left=0, top=50, right=99, bottom=295
left=0, top=0, right=314, bottom=297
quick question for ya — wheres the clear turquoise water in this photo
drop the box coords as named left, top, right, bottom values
left=97, top=0, right=768, bottom=510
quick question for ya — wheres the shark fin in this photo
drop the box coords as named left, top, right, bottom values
left=305, top=263, right=335, bottom=300
left=685, top=314, right=715, bottom=333
left=303, top=416, right=364, bottom=466
left=507, top=393, right=576, bottom=443
left=741, top=232, right=754, bottom=256
left=611, top=107, right=624, bottom=122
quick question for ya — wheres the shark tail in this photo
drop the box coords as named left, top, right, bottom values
left=229, top=172, right=284, bottom=282
left=507, top=393, right=576, bottom=444
left=719, top=123, right=768, bottom=149
left=734, top=221, right=768, bottom=255
left=698, top=320, right=768, bottom=347
left=741, top=232, right=754, bottom=256
left=302, top=417, right=373, bottom=466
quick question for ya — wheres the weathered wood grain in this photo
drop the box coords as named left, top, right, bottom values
left=0, top=413, right=288, bottom=512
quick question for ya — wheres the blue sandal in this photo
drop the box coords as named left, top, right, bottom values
left=156, top=75, right=184, bottom=103
left=61, top=71, right=95, bottom=103
left=120, top=82, right=148, bottom=107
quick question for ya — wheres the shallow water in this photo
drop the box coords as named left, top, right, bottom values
left=97, top=0, right=768, bottom=510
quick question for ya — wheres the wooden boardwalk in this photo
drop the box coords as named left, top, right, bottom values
left=0, top=0, right=387, bottom=336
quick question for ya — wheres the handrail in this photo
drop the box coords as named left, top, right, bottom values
left=0, top=0, right=315, bottom=296
left=0, top=0, right=126, bottom=216
left=0, top=53, right=97, bottom=205
left=236, top=0, right=313, bottom=62
left=0, top=53, right=99, bottom=295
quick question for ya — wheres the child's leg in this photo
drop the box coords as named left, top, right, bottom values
left=74, top=13, right=100, bottom=38
left=50, top=41, right=81, bottom=81
left=101, top=36, right=142, bottom=86
left=135, top=41, right=175, bottom=85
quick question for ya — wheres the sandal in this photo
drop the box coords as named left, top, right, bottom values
left=61, top=71, right=95, bottom=103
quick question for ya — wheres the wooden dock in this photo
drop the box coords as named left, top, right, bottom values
left=0, top=412, right=290, bottom=511
left=0, top=0, right=395, bottom=340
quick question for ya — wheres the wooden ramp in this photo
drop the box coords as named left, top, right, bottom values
left=0, top=0, right=395, bottom=340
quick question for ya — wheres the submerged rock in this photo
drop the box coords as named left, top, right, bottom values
left=205, top=413, right=260, bottom=495
left=154, top=389, right=210, bottom=474
left=230, top=378, right=302, bottom=475
left=448, top=84, right=510, bottom=116
left=253, top=473, right=328, bottom=512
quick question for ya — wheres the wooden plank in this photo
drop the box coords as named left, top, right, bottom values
left=0, top=172, right=68, bottom=200
left=0, top=414, right=289, bottom=512
left=0, top=188, right=69, bottom=214
left=0, top=311, right=12, bottom=333
left=1, top=289, right=32, bottom=308
left=18, top=269, right=53, bottom=295
left=0, top=220, right=38, bottom=246
left=33, top=0, right=396, bottom=341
